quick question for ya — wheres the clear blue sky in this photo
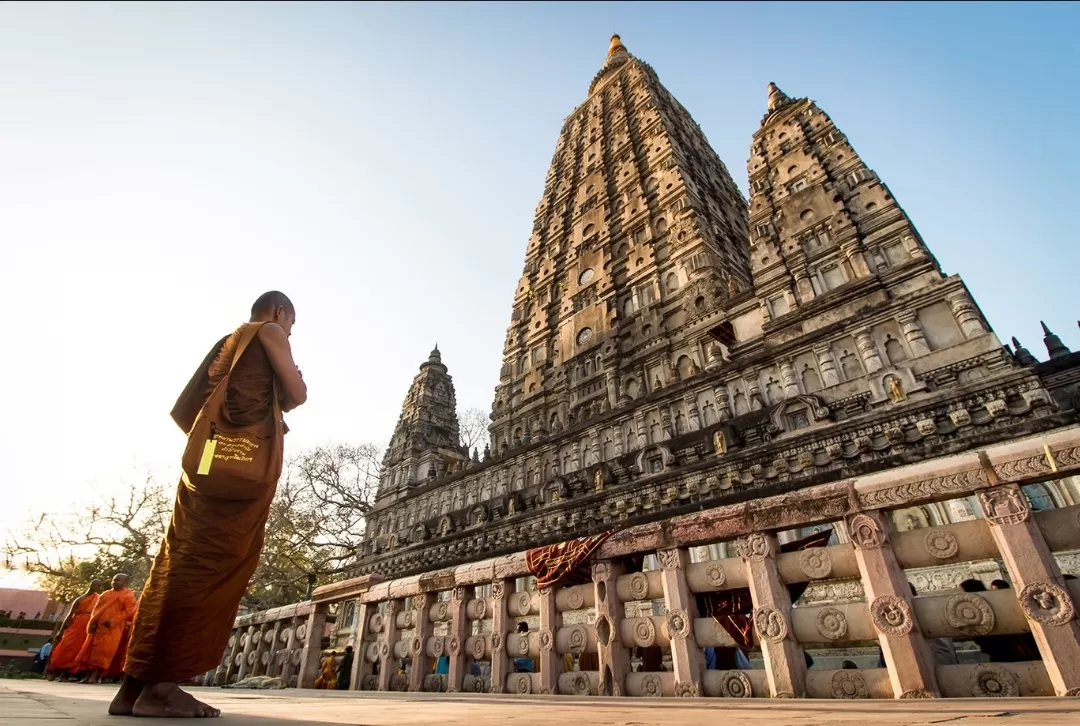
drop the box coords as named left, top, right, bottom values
left=1, top=2, right=1077, bottom=582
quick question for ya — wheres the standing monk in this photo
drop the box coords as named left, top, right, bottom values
left=110, top=292, right=307, bottom=718
left=47, top=579, right=103, bottom=680
left=104, top=591, right=139, bottom=682
left=74, top=573, right=137, bottom=683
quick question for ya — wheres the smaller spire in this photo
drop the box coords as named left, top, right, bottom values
left=767, top=81, right=792, bottom=112
left=608, top=33, right=627, bottom=58
left=1041, top=321, right=1071, bottom=359
left=1011, top=336, right=1038, bottom=366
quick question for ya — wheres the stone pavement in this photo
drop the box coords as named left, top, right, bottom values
left=4, top=680, right=1080, bottom=725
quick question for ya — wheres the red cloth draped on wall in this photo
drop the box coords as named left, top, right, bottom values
left=525, top=531, right=615, bottom=590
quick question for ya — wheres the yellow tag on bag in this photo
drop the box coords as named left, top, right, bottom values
left=196, top=439, right=217, bottom=475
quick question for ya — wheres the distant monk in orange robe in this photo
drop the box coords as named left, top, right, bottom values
left=74, top=573, right=137, bottom=683
left=110, top=291, right=307, bottom=719
left=47, top=579, right=103, bottom=680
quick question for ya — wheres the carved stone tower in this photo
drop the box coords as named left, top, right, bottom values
left=376, top=346, right=467, bottom=503
left=489, top=35, right=752, bottom=454
left=747, top=83, right=950, bottom=321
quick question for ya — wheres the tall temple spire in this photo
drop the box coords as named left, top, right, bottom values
left=1011, top=336, right=1038, bottom=366
left=607, top=33, right=627, bottom=59
left=1041, top=321, right=1071, bottom=359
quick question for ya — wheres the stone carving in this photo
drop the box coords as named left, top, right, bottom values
left=516, top=633, right=531, bottom=656
left=379, top=642, right=390, bottom=659
left=924, top=530, right=959, bottom=560
left=411, top=635, right=423, bottom=656
left=674, top=680, right=699, bottom=698
left=452, top=586, right=466, bottom=602
left=815, top=607, right=849, bottom=641
left=969, top=664, right=1019, bottom=698
left=470, top=635, right=486, bottom=660
left=705, top=563, right=726, bottom=587
left=592, top=562, right=610, bottom=580
left=899, top=689, right=936, bottom=699
left=514, top=674, right=532, bottom=694
left=402, top=611, right=415, bottom=629
left=754, top=607, right=788, bottom=643
left=1019, top=581, right=1075, bottom=626
left=713, top=429, right=727, bottom=454
left=658, top=548, right=681, bottom=570
left=435, top=602, right=449, bottom=620
left=595, top=615, right=614, bottom=647
left=569, top=672, right=591, bottom=695
left=491, top=581, right=505, bottom=601
left=490, top=631, right=503, bottom=653
left=738, top=533, right=770, bottom=562
left=719, top=670, right=752, bottom=698
left=916, top=419, right=937, bottom=436
left=539, top=628, right=554, bottom=652
left=448, top=635, right=461, bottom=656
left=296, top=623, right=308, bottom=640
left=361, top=675, right=378, bottom=691
left=978, top=486, right=1031, bottom=526
left=627, top=572, right=650, bottom=601
left=641, top=673, right=663, bottom=697
left=565, top=587, right=586, bottom=611
left=870, top=595, right=914, bottom=636
left=431, top=636, right=445, bottom=657
left=949, top=409, right=972, bottom=427
left=848, top=514, right=885, bottom=549
left=885, top=375, right=906, bottom=403
left=945, top=593, right=995, bottom=636
left=798, top=548, right=833, bottom=579
left=666, top=609, right=690, bottom=638
left=424, top=673, right=443, bottom=693
left=566, top=624, right=588, bottom=654
left=489, top=681, right=504, bottom=695
left=512, top=591, right=533, bottom=616
left=472, top=598, right=488, bottom=620
left=632, top=617, right=657, bottom=647
left=858, top=467, right=988, bottom=509
left=831, top=670, right=869, bottom=699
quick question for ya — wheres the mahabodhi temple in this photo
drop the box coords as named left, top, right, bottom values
left=202, top=36, right=1080, bottom=700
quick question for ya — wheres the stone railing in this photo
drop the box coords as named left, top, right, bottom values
left=212, top=426, right=1080, bottom=698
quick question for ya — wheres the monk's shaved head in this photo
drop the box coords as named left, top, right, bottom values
left=250, top=291, right=294, bottom=319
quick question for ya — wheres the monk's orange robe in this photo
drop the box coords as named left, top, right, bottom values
left=125, top=323, right=283, bottom=683
left=47, top=593, right=99, bottom=672
left=104, top=599, right=137, bottom=679
left=74, top=588, right=137, bottom=672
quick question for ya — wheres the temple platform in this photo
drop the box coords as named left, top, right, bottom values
left=4, top=680, right=1080, bottom=725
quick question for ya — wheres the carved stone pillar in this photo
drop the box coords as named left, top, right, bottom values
left=221, top=627, right=242, bottom=685
left=538, top=587, right=562, bottom=694
left=589, top=428, right=601, bottom=467
left=604, top=366, right=619, bottom=409
left=377, top=600, right=401, bottom=691
left=760, top=299, right=772, bottom=324
left=299, top=603, right=329, bottom=689
left=237, top=625, right=256, bottom=680
left=853, top=328, right=884, bottom=374
left=409, top=593, right=434, bottom=692
left=592, top=561, right=631, bottom=696
left=447, top=587, right=472, bottom=693
left=613, top=425, right=624, bottom=457
left=900, top=233, right=925, bottom=259
left=255, top=623, right=272, bottom=677
left=813, top=346, right=840, bottom=387
left=977, top=484, right=1080, bottom=695
left=684, top=393, right=701, bottom=431
left=848, top=511, right=939, bottom=698
left=350, top=602, right=369, bottom=690
left=571, top=441, right=581, bottom=471
left=738, top=533, right=806, bottom=697
left=841, top=240, right=871, bottom=277
left=791, top=263, right=815, bottom=304
left=279, top=616, right=299, bottom=682
left=713, top=383, right=732, bottom=421
left=489, top=579, right=511, bottom=694
left=658, top=548, right=705, bottom=696
left=744, top=372, right=764, bottom=411
left=897, top=312, right=931, bottom=357
left=265, top=621, right=283, bottom=678
left=634, top=411, right=648, bottom=449
left=947, top=293, right=986, bottom=339
left=779, top=359, right=800, bottom=399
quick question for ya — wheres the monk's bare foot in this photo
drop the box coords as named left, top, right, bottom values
left=108, top=676, right=144, bottom=716
left=131, top=682, right=220, bottom=718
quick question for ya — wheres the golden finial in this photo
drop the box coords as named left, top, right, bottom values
left=608, top=34, right=626, bottom=58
